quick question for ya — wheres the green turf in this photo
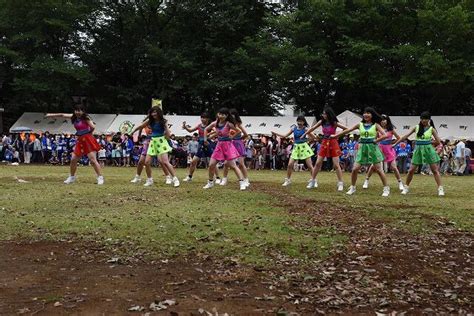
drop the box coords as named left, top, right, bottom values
left=0, top=165, right=471, bottom=265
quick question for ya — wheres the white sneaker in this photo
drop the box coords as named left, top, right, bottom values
left=165, top=175, right=172, bottom=185
left=282, top=178, right=291, bottom=187
left=172, top=177, right=180, bottom=187
left=337, top=182, right=344, bottom=192
left=183, top=176, right=193, bottom=182
left=203, top=180, right=214, bottom=189
left=64, top=176, right=76, bottom=184
left=239, top=181, right=247, bottom=191
left=144, top=178, right=154, bottom=187
left=215, top=178, right=221, bottom=184
left=131, top=175, right=141, bottom=183
left=306, top=179, right=316, bottom=189
left=438, top=186, right=445, bottom=196
left=97, top=176, right=104, bottom=185
left=382, top=186, right=390, bottom=197
left=346, top=185, right=356, bottom=195
left=244, top=178, right=250, bottom=188
left=401, top=186, right=409, bottom=195
left=362, top=179, right=369, bottom=189
left=219, top=177, right=228, bottom=186
left=398, top=181, right=404, bottom=191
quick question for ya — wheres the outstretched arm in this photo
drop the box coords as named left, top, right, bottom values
left=392, top=127, right=416, bottom=147
left=302, top=120, right=322, bottom=137
left=130, top=119, right=150, bottom=135
left=45, top=113, right=73, bottom=119
left=332, top=123, right=359, bottom=139
left=272, top=129, right=293, bottom=139
left=182, top=121, right=198, bottom=133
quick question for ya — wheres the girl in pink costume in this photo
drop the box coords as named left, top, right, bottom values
left=202, top=108, right=247, bottom=191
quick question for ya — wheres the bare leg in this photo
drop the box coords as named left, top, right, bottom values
left=389, top=160, right=402, bottom=182
left=287, top=158, right=295, bottom=179
left=87, top=152, right=102, bottom=177
left=238, top=157, right=249, bottom=179
left=311, top=156, right=324, bottom=180
left=188, top=157, right=200, bottom=176
left=158, top=154, right=176, bottom=177
left=405, top=164, right=417, bottom=186
left=305, top=157, right=314, bottom=174
left=351, top=162, right=362, bottom=186
left=365, top=164, right=375, bottom=180
left=208, top=158, right=218, bottom=180
left=430, top=163, right=442, bottom=187
left=145, top=155, right=153, bottom=178
left=332, top=157, right=343, bottom=182
left=136, top=155, right=145, bottom=176
left=372, top=162, right=388, bottom=186
left=226, top=160, right=244, bottom=180
left=70, top=154, right=79, bottom=176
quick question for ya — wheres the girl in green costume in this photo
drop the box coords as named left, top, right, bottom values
left=332, top=107, right=391, bottom=197
left=393, top=112, right=444, bottom=196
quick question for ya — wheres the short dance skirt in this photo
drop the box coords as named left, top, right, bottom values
left=411, top=144, right=440, bottom=165
left=211, top=141, right=240, bottom=161
left=379, top=144, right=396, bottom=163
left=291, top=142, right=314, bottom=160
left=355, top=143, right=384, bottom=165
left=318, top=138, right=341, bottom=158
left=232, top=139, right=246, bottom=157
left=73, top=134, right=100, bottom=157
left=147, top=136, right=172, bottom=156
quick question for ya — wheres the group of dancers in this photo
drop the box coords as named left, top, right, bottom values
left=45, top=105, right=445, bottom=196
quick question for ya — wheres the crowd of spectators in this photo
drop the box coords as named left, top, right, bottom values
left=1, top=132, right=472, bottom=175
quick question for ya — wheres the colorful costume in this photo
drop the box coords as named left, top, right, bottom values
left=73, top=119, right=100, bottom=156
left=211, top=122, right=240, bottom=161
left=232, top=130, right=246, bottom=157
left=318, top=123, right=341, bottom=158
left=290, top=126, right=314, bottom=160
left=378, top=130, right=396, bottom=163
left=195, top=124, right=213, bottom=158
left=411, top=126, right=440, bottom=165
left=355, top=123, right=384, bottom=164
left=147, top=122, right=172, bottom=156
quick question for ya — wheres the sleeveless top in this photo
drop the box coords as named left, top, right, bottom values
left=322, top=123, right=337, bottom=139
left=150, top=121, right=165, bottom=137
left=415, top=126, right=433, bottom=145
left=216, top=122, right=231, bottom=141
left=293, top=126, right=308, bottom=144
left=359, top=122, right=376, bottom=143
left=197, top=124, right=206, bottom=142
left=73, top=119, right=91, bottom=136
left=379, top=130, right=393, bottom=145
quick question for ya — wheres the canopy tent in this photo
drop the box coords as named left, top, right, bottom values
left=10, top=112, right=474, bottom=140
left=391, top=116, right=474, bottom=140
left=9, top=112, right=117, bottom=135
left=107, top=114, right=315, bottom=137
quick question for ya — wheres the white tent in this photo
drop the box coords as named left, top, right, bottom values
left=9, top=112, right=116, bottom=135
left=107, top=114, right=200, bottom=136
left=391, top=116, right=474, bottom=140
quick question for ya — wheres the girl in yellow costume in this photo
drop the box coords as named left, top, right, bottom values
left=332, top=107, right=390, bottom=196
left=393, top=112, right=444, bottom=196
left=272, top=116, right=315, bottom=187
left=131, top=106, right=180, bottom=187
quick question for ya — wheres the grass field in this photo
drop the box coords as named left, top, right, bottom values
left=1, top=165, right=472, bottom=264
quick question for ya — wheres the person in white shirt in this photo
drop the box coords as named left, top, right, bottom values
left=455, top=139, right=466, bottom=175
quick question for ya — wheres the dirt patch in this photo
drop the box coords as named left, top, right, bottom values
left=1, top=183, right=472, bottom=315
left=0, top=241, right=291, bottom=315
left=252, top=182, right=473, bottom=314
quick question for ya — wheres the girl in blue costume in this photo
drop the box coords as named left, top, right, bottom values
left=272, top=116, right=315, bottom=187
left=332, top=107, right=390, bottom=196
left=131, top=106, right=180, bottom=187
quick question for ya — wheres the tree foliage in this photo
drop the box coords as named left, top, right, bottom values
left=0, top=0, right=472, bottom=127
